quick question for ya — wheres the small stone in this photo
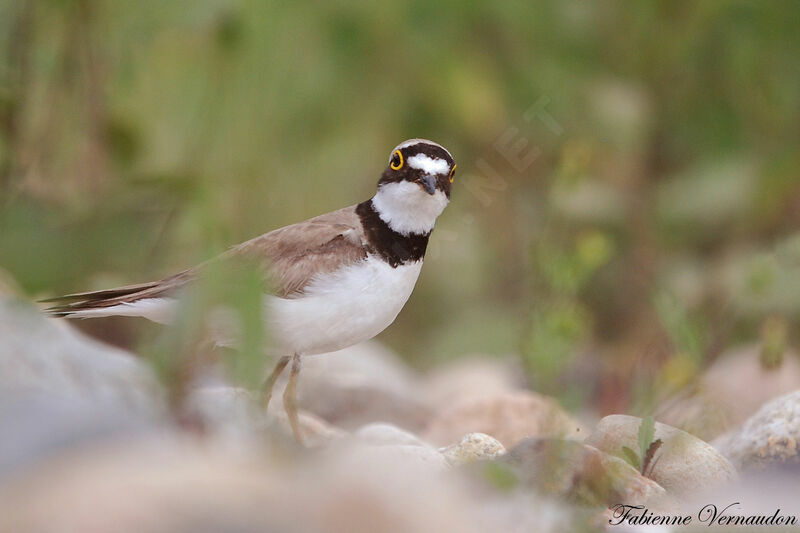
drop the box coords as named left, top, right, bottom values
left=586, top=415, right=736, bottom=496
left=424, top=390, right=583, bottom=448
left=714, top=390, right=800, bottom=469
left=441, top=433, right=505, bottom=466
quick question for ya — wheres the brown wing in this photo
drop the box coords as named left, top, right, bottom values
left=44, top=205, right=367, bottom=315
left=228, top=205, right=368, bottom=298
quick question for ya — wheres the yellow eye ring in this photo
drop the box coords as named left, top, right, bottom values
left=390, top=150, right=403, bottom=170
left=448, top=164, right=457, bottom=183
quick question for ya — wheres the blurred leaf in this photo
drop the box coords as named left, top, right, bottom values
left=637, top=415, right=656, bottom=467
left=759, top=315, right=787, bottom=369
left=142, top=256, right=268, bottom=410
left=536, top=232, right=614, bottom=296
left=653, top=290, right=706, bottom=365
left=659, top=354, right=698, bottom=391
left=621, top=446, right=641, bottom=470
left=524, top=301, right=590, bottom=394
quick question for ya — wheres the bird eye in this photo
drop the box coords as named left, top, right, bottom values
left=390, top=150, right=403, bottom=170
left=448, top=164, right=457, bottom=183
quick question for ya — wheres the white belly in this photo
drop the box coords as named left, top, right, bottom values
left=266, top=256, right=423, bottom=355
left=62, top=257, right=423, bottom=356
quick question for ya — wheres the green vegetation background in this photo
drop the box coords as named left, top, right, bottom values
left=1, top=0, right=799, bottom=413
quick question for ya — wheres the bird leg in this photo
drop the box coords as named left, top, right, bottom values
left=282, top=353, right=304, bottom=444
left=262, top=355, right=290, bottom=410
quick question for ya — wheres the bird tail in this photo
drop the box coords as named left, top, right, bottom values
left=41, top=270, right=193, bottom=323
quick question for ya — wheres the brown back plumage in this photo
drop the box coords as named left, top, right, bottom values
left=227, top=205, right=367, bottom=298
left=44, top=205, right=369, bottom=315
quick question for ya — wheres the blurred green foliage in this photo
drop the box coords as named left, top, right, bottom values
left=144, top=257, right=266, bottom=403
left=1, top=0, right=799, bottom=412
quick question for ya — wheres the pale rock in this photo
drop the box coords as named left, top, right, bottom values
left=713, top=390, right=800, bottom=469
left=500, top=438, right=668, bottom=508
left=422, top=356, right=525, bottom=406
left=586, top=415, right=736, bottom=496
left=299, top=443, right=482, bottom=533
left=187, top=386, right=346, bottom=447
left=273, top=410, right=348, bottom=448
left=0, top=299, right=163, bottom=480
left=0, top=402, right=593, bottom=533
left=335, top=442, right=450, bottom=474
left=0, top=298, right=162, bottom=416
left=0, top=437, right=288, bottom=533
left=291, top=341, right=433, bottom=431
left=185, top=386, right=263, bottom=438
left=658, top=345, right=800, bottom=440
left=424, top=390, right=584, bottom=448
left=0, top=391, right=158, bottom=479
left=354, top=422, right=429, bottom=447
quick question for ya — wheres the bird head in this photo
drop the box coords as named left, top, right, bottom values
left=371, top=139, right=456, bottom=236
left=378, top=138, right=456, bottom=199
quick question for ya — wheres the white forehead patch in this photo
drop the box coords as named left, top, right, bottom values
left=407, top=154, right=450, bottom=175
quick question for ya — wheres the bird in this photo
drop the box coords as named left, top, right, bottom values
left=43, top=138, right=457, bottom=443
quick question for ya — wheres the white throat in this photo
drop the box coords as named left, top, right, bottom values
left=371, top=181, right=449, bottom=236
